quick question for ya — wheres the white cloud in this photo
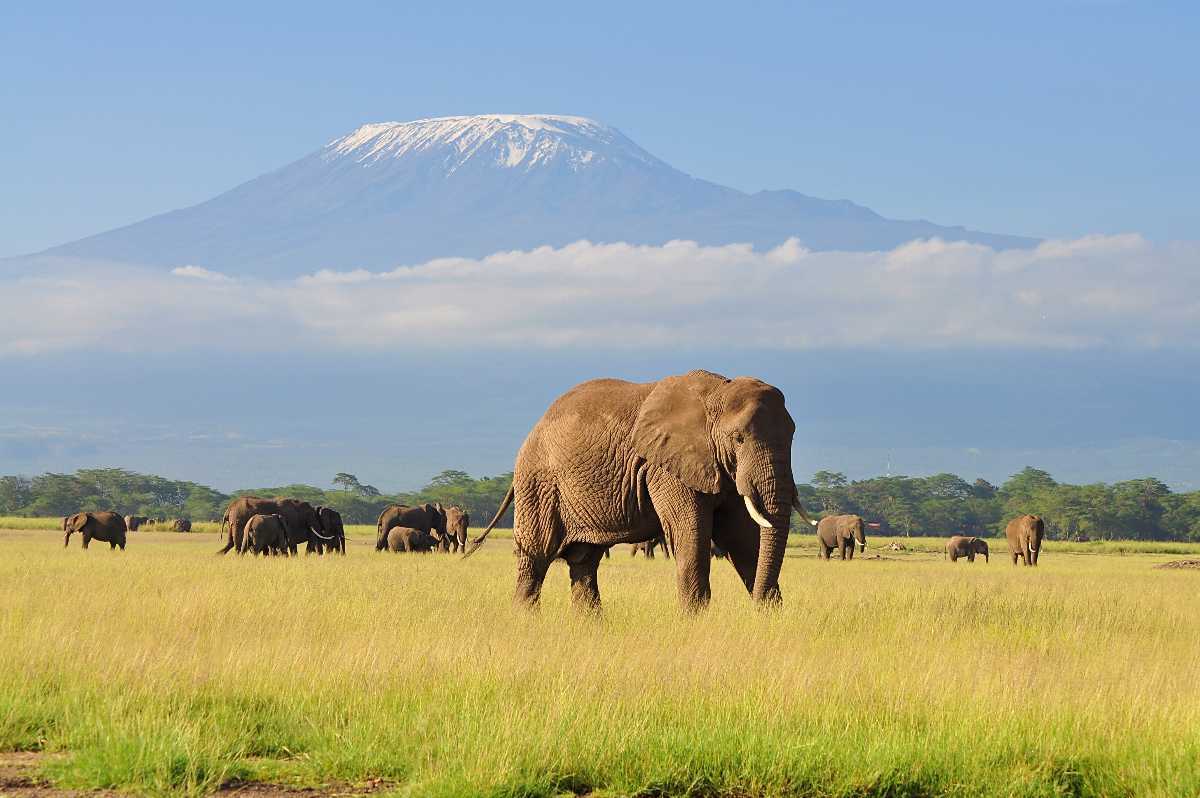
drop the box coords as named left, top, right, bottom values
left=171, top=265, right=232, bottom=281
left=2, top=235, right=1197, bottom=356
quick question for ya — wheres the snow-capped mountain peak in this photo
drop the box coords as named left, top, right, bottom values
left=324, top=114, right=666, bottom=174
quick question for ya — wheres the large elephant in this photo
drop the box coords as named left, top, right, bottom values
left=375, top=504, right=447, bottom=551
left=244, top=513, right=290, bottom=556
left=385, top=526, right=439, bottom=552
left=314, top=506, right=347, bottom=554
left=64, top=511, right=127, bottom=550
left=946, top=535, right=989, bottom=563
left=1006, top=515, right=1044, bottom=566
left=443, top=506, right=470, bottom=553
left=465, top=370, right=815, bottom=611
left=218, top=497, right=332, bottom=555
left=815, top=514, right=866, bottom=560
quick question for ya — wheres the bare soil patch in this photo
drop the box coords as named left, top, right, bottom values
left=0, top=754, right=390, bottom=798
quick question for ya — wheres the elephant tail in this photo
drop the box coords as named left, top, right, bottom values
left=462, top=486, right=514, bottom=558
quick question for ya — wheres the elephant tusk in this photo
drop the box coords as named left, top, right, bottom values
left=744, top=496, right=773, bottom=528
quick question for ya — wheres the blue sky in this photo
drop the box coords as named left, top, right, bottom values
left=2, top=1, right=1198, bottom=491
left=3, top=0, right=1197, bottom=257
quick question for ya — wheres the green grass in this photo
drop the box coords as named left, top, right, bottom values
left=1, top=528, right=1198, bottom=796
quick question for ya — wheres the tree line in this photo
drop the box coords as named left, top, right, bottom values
left=0, top=468, right=514, bottom=528
left=2, top=466, right=1199, bottom=541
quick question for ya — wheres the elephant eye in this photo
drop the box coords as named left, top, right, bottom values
left=734, top=433, right=745, bottom=444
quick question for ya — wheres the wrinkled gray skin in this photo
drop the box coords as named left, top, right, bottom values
left=64, top=511, right=127, bottom=550
left=244, top=513, right=290, bottom=556
left=386, top=526, right=439, bottom=552
left=1006, top=515, right=1045, bottom=566
left=630, top=535, right=670, bottom=559
left=314, top=506, right=346, bottom=554
left=218, top=497, right=332, bottom=555
left=375, top=504, right=447, bottom=551
left=465, top=370, right=815, bottom=612
left=946, top=535, right=989, bottom=563
left=443, top=506, right=470, bottom=553
left=816, top=514, right=867, bottom=560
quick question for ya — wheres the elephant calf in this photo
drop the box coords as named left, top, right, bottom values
left=946, top=535, right=989, bottom=563
left=386, top=526, right=439, bottom=553
left=630, top=535, right=670, bottom=559
left=244, top=513, right=290, bottom=556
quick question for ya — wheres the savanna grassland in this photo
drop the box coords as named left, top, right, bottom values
left=1, top=525, right=1199, bottom=798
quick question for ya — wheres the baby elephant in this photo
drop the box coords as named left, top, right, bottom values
left=386, top=526, right=439, bottom=553
left=946, top=535, right=989, bottom=563
left=244, top=513, right=290, bottom=556
left=816, top=514, right=867, bottom=560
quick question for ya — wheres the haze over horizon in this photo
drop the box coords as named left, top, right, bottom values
left=2, top=2, right=1198, bottom=491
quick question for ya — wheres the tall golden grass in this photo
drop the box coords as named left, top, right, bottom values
left=1, top=527, right=1198, bottom=796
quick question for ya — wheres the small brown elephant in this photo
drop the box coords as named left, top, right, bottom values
left=816, top=514, right=867, bottom=560
left=244, top=513, right=290, bottom=556
left=123, top=515, right=150, bottom=531
left=443, top=506, right=470, bottom=553
left=1006, top=515, right=1045, bottom=566
left=946, top=535, right=989, bottom=563
left=386, top=526, right=439, bottom=553
left=63, top=511, right=127, bottom=550
left=630, top=535, right=670, bottom=559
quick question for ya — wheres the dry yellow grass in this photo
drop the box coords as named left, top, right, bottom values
left=1, top=526, right=1198, bottom=796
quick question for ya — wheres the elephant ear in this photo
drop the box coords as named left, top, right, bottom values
left=631, top=372, right=724, bottom=495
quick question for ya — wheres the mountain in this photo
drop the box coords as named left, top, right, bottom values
left=38, top=114, right=1035, bottom=276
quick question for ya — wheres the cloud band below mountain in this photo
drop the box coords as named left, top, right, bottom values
left=3, top=234, right=1196, bottom=356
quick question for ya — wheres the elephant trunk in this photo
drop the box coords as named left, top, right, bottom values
left=738, top=458, right=792, bottom=605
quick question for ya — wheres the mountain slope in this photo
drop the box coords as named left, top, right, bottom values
left=42, top=114, right=1035, bottom=276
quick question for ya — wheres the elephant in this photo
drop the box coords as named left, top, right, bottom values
left=123, top=515, right=150, bottom=531
left=443, top=506, right=470, bottom=553
left=385, top=526, right=439, bottom=552
left=63, top=511, right=127, bottom=550
left=172, top=518, right=192, bottom=533
left=630, top=535, right=670, bottom=559
left=375, top=503, right=447, bottom=551
left=218, top=497, right=333, bottom=555
left=815, top=514, right=867, bottom=560
left=464, top=370, right=816, bottom=612
left=1006, top=515, right=1045, bottom=566
left=946, top=535, right=989, bottom=563
left=314, top=506, right=347, bottom=554
left=244, top=513, right=290, bottom=556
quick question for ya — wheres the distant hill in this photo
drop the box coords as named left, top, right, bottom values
left=37, top=114, right=1035, bottom=277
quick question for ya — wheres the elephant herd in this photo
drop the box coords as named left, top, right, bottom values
left=60, top=512, right=196, bottom=549
left=58, top=370, right=1051, bottom=615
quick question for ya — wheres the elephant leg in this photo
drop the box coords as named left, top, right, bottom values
left=82, top=534, right=91, bottom=550
left=666, top=511, right=714, bottom=610
left=514, top=554, right=549, bottom=608
left=563, top=543, right=606, bottom=612
left=967, top=552, right=975, bottom=562
left=845, top=540, right=854, bottom=560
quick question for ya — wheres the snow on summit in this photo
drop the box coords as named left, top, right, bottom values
left=325, top=114, right=666, bottom=174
